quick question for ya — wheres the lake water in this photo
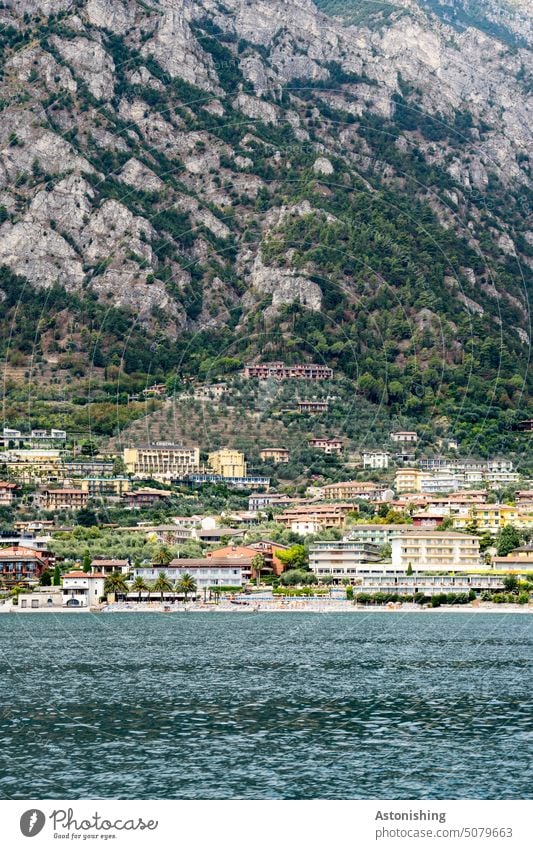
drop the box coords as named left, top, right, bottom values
left=1, top=612, right=531, bottom=799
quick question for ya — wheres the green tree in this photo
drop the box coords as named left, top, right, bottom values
left=77, top=507, right=98, bottom=528
left=39, top=569, right=52, bottom=586
left=497, top=525, right=521, bottom=557
left=153, top=545, right=173, bottom=567
left=130, top=576, right=149, bottom=602
left=346, top=584, right=354, bottom=600
left=53, top=563, right=61, bottom=586
left=82, top=549, right=91, bottom=573
left=251, top=553, right=265, bottom=586
left=153, top=571, right=173, bottom=602
left=277, top=544, right=308, bottom=571
left=406, top=562, right=413, bottom=576
left=503, top=574, right=519, bottom=594
left=176, top=573, right=197, bottom=603
left=104, top=572, right=128, bottom=597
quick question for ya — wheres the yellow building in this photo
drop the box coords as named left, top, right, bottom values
left=5, top=449, right=63, bottom=483
left=81, top=477, right=131, bottom=496
left=492, top=546, right=533, bottom=571
left=394, top=468, right=423, bottom=494
left=208, top=449, right=247, bottom=478
left=123, top=443, right=200, bottom=479
left=260, top=448, right=289, bottom=464
left=452, top=505, right=533, bottom=535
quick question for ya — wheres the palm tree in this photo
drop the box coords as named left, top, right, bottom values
left=153, top=572, right=173, bottom=603
left=130, top=576, right=149, bottom=603
left=251, top=553, right=265, bottom=587
left=176, top=573, right=197, bottom=603
left=153, top=546, right=173, bottom=567
left=104, top=572, right=128, bottom=598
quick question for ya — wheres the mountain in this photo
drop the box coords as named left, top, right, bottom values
left=0, top=0, right=531, bottom=454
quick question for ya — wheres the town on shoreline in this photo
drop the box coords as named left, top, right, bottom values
left=0, top=400, right=532, bottom=614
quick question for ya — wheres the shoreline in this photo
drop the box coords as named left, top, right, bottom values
left=3, top=602, right=532, bottom=615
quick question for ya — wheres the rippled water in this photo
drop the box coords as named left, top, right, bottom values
left=1, top=612, right=532, bottom=799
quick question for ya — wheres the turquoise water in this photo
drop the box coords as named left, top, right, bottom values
left=1, top=612, right=532, bottom=799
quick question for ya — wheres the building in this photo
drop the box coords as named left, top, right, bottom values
left=248, top=540, right=291, bottom=577
left=17, top=589, right=63, bottom=610
left=123, top=443, right=200, bottom=479
left=513, top=419, right=533, bottom=432
left=452, top=504, right=533, bottom=535
left=40, top=488, right=89, bottom=510
left=207, top=449, right=247, bottom=478
left=248, top=494, right=314, bottom=511
left=347, top=524, right=409, bottom=548
left=390, top=431, right=418, bottom=443
left=81, top=477, right=131, bottom=497
left=391, top=531, right=480, bottom=572
left=355, top=574, right=504, bottom=596
left=193, top=383, right=227, bottom=400
left=0, top=545, right=46, bottom=585
left=90, top=559, right=130, bottom=576
left=362, top=451, right=390, bottom=470
left=124, top=488, right=172, bottom=508
left=491, top=546, right=533, bottom=572
left=142, top=384, right=167, bottom=397
left=412, top=512, right=446, bottom=529
left=184, top=473, right=270, bottom=491
left=134, top=558, right=247, bottom=590
left=206, top=541, right=291, bottom=579
left=395, top=468, right=424, bottom=494
left=309, top=540, right=383, bottom=583
left=62, top=459, right=115, bottom=478
left=1, top=427, right=67, bottom=447
left=259, top=448, right=290, bottom=464
left=517, top=491, right=533, bottom=508
left=244, top=362, right=333, bottom=381
left=308, top=438, right=343, bottom=455
left=0, top=481, right=18, bottom=505
left=194, top=527, right=245, bottom=544
left=62, top=572, right=106, bottom=608
left=420, top=471, right=461, bottom=494
left=321, top=481, right=387, bottom=501
left=297, top=400, right=329, bottom=414
left=5, top=449, right=63, bottom=483
left=278, top=503, right=357, bottom=534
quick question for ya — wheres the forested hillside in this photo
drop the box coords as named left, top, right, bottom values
left=0, top=0, right=531, bottom=454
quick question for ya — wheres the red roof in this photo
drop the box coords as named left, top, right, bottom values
left=0, top=545, right=45, bottom=561
left=63, top=571, right=106, bottom=579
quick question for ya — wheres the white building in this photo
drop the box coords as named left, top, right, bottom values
left=134, top=558, right=245, bottom=590
left=62, top=572, right=106, bottom=608
left=362, top=451, right=390, bottom=470
left=390, top=431, right=418, bottom=443
left=309, top=540, right=383, bottom=583
left=420, top=470, right=461, bottom=494
left=391, top=531, right=480, bottom=573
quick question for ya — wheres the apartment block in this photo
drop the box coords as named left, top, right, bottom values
left=362, top=451, right=390, bottom=469
left=40, top=488, right=89, bottom=510
left=259, top=448, right=290, bottom=464
left=124, top=443, right=200, bottom=479
left=308, top=438, right=343, bottom=455
left=321, top=481, right=387, bottom=501
left=244, top=362, right=333, bottom=380
left=390, top=431, right=418, bottom=443
left=207, top=449, right=247, bottom=478
left=391, top=531, right=480, bottom=572
left=81, top=477, right=131, bottom=497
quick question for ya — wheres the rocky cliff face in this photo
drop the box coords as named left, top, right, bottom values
left=0, top=1, right=530, bottom=389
